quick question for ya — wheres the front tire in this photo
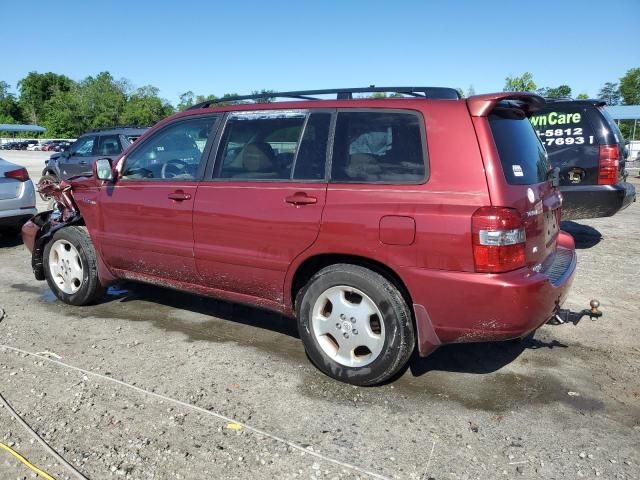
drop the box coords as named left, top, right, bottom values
left=43, top=227, right=102, bottom=305
left=297, top=264, right=415, bottom=386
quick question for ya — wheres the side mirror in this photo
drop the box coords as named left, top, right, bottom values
left=62, top=150, right=71, bottom=158
left=95, top=158, right=114, bottom=181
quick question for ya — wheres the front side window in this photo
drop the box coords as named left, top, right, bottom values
left=72, top=136, right=96, bottom=157
left=331, top=111, right=426, bottom=183
left=121, top=117, right=217, bottom=181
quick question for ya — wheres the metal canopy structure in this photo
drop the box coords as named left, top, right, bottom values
left=605, top=105, right=640, bottom=121
left=605, top=105, right=640, bottom=143
left=0, top=124, right=46, bottom=133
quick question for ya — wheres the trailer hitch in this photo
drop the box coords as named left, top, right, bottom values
left=548, top=300, right=602, bottom=326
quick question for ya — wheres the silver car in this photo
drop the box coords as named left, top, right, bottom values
left=0, top=158, right=37, bottom=235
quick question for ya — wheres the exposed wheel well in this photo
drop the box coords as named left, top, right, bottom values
left=291, top=254, right=413, bottom=313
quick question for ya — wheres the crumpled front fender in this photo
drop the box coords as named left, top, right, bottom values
left=25, top=210, right=83, bottom=281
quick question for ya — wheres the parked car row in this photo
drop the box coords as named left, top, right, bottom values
left=0, top=140, right=38, bottom=150
left=0, top=140, right=72, bottom=151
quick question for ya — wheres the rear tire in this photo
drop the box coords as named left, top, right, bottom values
left=296, top=264, right=415, bottom=386
left=43, top=227, right=102, bottom=305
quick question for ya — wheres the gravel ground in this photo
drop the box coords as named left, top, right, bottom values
left=0, top=151, right=638, bottom=479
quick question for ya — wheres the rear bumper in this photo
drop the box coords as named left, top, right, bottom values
left=404, top=232, right=577, bottom=356
left=560, top=182, right=636, bottom=220
left=0, top=210, right=36, bottom=227
left=21, top=217, right=40, bottom=252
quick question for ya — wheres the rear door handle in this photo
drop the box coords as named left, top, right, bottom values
left=168, top=191, right=192, bottom=201
left=285, top=192, right=317, bottom=206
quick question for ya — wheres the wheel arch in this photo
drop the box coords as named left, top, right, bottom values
left=31, top=214, right=86, bottom=280
left=289, top=253, right=413, bottom=315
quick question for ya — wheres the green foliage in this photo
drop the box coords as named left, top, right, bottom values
left=120, top=86, right=174, bottom=126
left=597, top=82, right=621, bottom=105
left=617, top=120, right=640, bottom=141
left=5, top=71, right=177, bottom=137
left=0, top=81, right=22, bottom=123
left=538, top=85, right=572, bottom=98
left=177, top=91, right=195, bottom=111
left=4, top=67, right=638, bottom=139
left=503, top=72, right=537, bottom=92
left=251, top=89, right=276, bottom=103
left=42, top=86, right=84, bottom=137
left=576, top=92, right=589, bottom=99
left=79, top=72, right=128, bottom=129
left=18, top=72, right=73, bottom=124
left=619, top=68, right=640, bottom=105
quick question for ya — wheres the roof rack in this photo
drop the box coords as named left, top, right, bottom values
left=187, top=86, right=461, bottom=110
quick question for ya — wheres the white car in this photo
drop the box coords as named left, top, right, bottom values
left=27, top=143, right=41, bottom=151
left=0, top=158, right=37, bottom=235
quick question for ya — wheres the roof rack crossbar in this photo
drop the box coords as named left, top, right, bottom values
left=187, top=86, right=460, bottom=110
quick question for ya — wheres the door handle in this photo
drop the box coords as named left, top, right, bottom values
left=168, top=191, right=192, bottom=201
left=285, top=192, right=317, bottom=205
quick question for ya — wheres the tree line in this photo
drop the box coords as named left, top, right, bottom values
left=1, top=69, right=638, bottom=138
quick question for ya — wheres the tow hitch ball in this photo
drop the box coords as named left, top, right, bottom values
left=548, top=300, right=603, bottom=326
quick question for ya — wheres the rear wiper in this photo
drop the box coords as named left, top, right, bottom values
left=547, top=167, right=560, bottom=187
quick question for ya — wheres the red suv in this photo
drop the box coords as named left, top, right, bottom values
left=22, top=87, right=576, bottom=386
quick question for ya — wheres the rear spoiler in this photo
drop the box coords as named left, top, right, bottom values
left=467, top=92, right=546, bottom=117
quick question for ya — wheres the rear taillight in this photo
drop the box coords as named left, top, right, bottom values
left=4, top=168, right=30, bottom=182
left=598, top=145, right=619, bottom=185
left=472, top=206, right=526, bottom=273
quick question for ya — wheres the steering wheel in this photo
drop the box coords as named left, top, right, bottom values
left=161, top=158, right=190, bottom=179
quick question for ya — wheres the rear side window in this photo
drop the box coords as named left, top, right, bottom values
left=530, top=107, right=596, bottom=150
left=97, top=135, right=122, bottom=156
left=331, top=111, right=426, bottom=183
left=215, top=110, right=330, bottom=181
left=489, top=110, right=550, bottom=185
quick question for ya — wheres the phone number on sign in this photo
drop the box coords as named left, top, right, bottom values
left=537, top=128, right=595, bottom=146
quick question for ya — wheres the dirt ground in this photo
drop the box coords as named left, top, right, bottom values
left=0, top=151, right=638, bottom=479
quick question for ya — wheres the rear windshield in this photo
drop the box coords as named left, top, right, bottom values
left=530, top=106, right=596, bottom=150
left=489, top=111, right=550, bottom=185
left=599, top=107, right=624, bottom=143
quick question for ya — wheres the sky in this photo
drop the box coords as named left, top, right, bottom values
left=3, top=0, right=639, bottom=105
